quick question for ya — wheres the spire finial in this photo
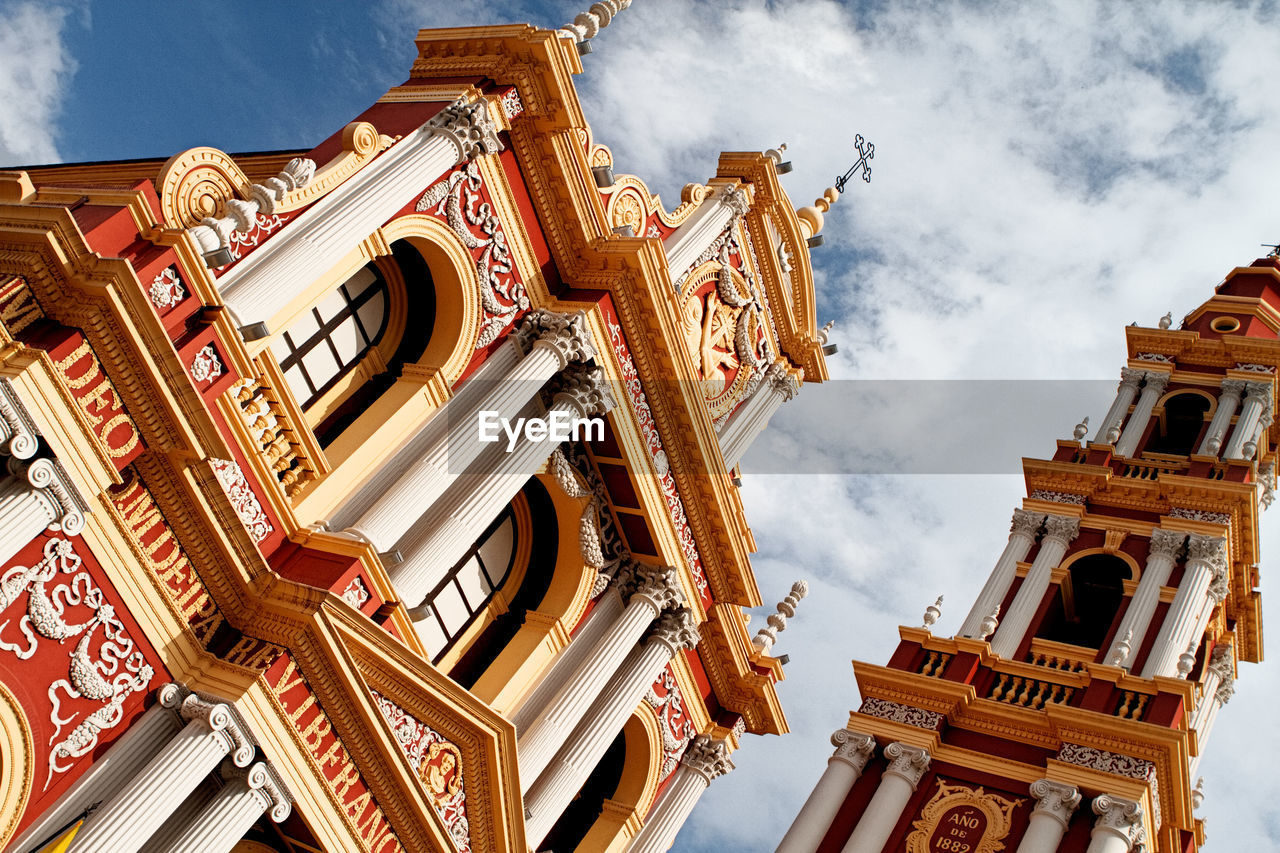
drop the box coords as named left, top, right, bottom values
left=1107, top=628, right=1134, bottom=666
left=977, top=605, right=1000, bottom=640
left=1072, top=416, right=1090, bottom=442
left=557, top=0, right=633, bottom=52
left=1158, top=311, right=1172, bottom=330
left=752, top=580, right=809, bottom=654
left=922, top=595, right=943, bottom=630
left=1177, top=640, right=1198, bottom=677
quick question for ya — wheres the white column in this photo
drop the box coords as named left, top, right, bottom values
left=1223, top=381, right=1272, bottom=460
left=1105, top=528, right=1184, bottom=668
left=1197, top=379, right=1244, bottom=455
left=153, top=762, right=291, bottom=853
left=1241, top=403, right=1273, bottom=461
left=1086, top=795, right=1143, bottom=853
left=1114, top=371, right=1169, bottom=458
left=1017, top=779, right=1081, bottom=853
left=776, top=730, right=876, bottom=853
left=839, top=742, right=931, bottom=853
left=70, top=694, right=255, bottom=853
left=0, top=377, right=40, bottom=460
left=959, top=509, right=1043, bottom=638
left=1141, top=533, right=1227, bottom=678
left=0, top=456, right=87, bottom=570
left=719, top=361, right=799, bottom=470
left=1094, top=368, right=1143, bottom=444
left=524, top=609, right=700, bottom=848
left=628, top=735, right=733, bottom=853
left=342, top=310, right=596, bottom=550
left=6, top=685, right=186, bottom=853
left=393, top=364, right=615, bottom=606
left=663, top=184, right=751, bottom=287
left=519, top=562, right=682, bottom=789
left=990, top=515, right=1080, bottom=659
left=207, top=98, right=502, bottom=329
left=1189, top=645, right=1234, bottom=778
left=512, top=583, right=623, bottom=733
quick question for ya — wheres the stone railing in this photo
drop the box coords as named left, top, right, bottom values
left=917, top=650, right=952, bottom=678
left=1027, top=638, right=1093, bottom=673
left=987, top=671, right=1078, bottom=710
left=1118, top=457, right=1187, bottom=480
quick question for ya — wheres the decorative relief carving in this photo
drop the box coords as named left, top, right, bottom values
left=416, top=160, right=530, bottom=347
left=500, top=88, right=524, bottom=120
left=644, top=667, right=696, bottom=781
left=0, top=538, right=156, bottom=788
left=562, top=443, right=626, bottom=580
left=1234, top=363, right=1275, bottom=373
left=1059, top=744, right=1160, bottom=828
left=682, top=734, right=733, bottom=782
left=1168, top=507, right=1231, bottom=525
left=371, top=691, right=470, bottom=852
left=1028, top=490, right=1086, bottom=505
left=210, top=458, right=273, bottom=543
left=906, top=779, right=1023, bottom=853
left=426, top=97, right=503, bottom=164
left=341, top=576, right=370, bottom=610
left=1134, top=352, right=1173, bottom=363
left=189, top=345, right=224, bottom=385
left=605, top=316, right=711, bottom=603
left=859, top=698, right=944, bottom=730
left=1207, top=643, right=1235, bottom=705
left=148, top=267, right=186, bottom=310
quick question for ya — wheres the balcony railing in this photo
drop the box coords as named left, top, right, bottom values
left=229, top=377, right=318, bottom=500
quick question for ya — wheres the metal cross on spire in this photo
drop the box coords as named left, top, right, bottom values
left=834, top=133, right=875, bottom=193
left=1262, top=242, right=1280, bottom=258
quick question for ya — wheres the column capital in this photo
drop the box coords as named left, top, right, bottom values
left=1147, top=528, right=1185, bottom=560
left=765, top=360, right=800, bottom=401
left=882, top=742, right=931, bottom=790
left=426, top=97, right=503, bottom=164
left=1243, top=379, right=1274, bottom=404
left=717, top=184, right=752, bottom=219
left=1029, top=778, right=1081, bottom=828
left=1208, top=643, right=1235, bottom=704
left=646, top=607, right=700, bottom=654
left=1118, top=367, right=1144, bottom=390
left=830, top=729, right=876, bottom=772
left=179, top=694, right=255, bottom=767
left=1220, top=377, right=1247, bottom=398
left=1091, top=794, right=1144, bottom=847
left=1186, top=533, right=1227, bottom=567
left=549, top=364, right=617, bottom=418
left=239, top=761, right=293, bottom=822
left=1010, top=508, right=1043, bottom=539
left=1042, top=514, right=1080, bottom=545
left=1141, top=371, right=1170, bottom=395
left=617, top=559, right=684, bottom=612
left=516, top=308, right=598, bottom=366
left=0, top=378, right=39, bottom=460
left=9, top=456, right=88, bottom=536
left=682, top=734, right=733, bottom=782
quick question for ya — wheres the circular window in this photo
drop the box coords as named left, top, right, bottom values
left=1210, top=316, right=1241, bottom=333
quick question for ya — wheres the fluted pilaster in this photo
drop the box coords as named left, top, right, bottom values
left=776, top=729, right=876, bottom=853
left=990, top=514, right=1079, bottom=658
left=959, top=509, right=1043, bottom=638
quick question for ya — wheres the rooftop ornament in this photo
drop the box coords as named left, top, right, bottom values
left=797, top=133, right=875, bottom=248
left=557, top=0, right=633, bottom=55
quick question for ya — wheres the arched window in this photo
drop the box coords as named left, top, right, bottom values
left=414, top=507, right=518, bottom=664
left=272, top=263, right=389, bottom=411
left=1147, top=392, right=1211, bottom=456
left=1035, top=553, right=1131, bottom=650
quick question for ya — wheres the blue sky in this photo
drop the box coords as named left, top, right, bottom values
left=5, top=1, right=1280, bottom=851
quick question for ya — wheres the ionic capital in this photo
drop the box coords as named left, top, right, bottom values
left=1010, top=508, right=1044, bottom=539
left=0, top=378, right=39, bottom=460
left=8, top=456, right=88, bottom=536
left=1042, top=514, right=1081, bottom=545
left=681, top=734, right=733, bottom=782
left=882, top=742, right=931, bottom=790
left=618, top=559, right=683, bottom=612
left=180, top=694, right=255, bottom=767
left=647, top=607, right=700, bottom=654
left=1147, top=528, right=1185, bottom=561
left=1030, top=779, right=1081, bottom=828
left=829, top=728, right=876, bottom=772
left=232, top=761, right=293, bottom=822
left=427, top=97, right=503, bottom=164
left=549, top=365, right=616, bottom=418
left=516, top=308, right=597, bottom=367
left=1091, top=794, right=1144, bottom=846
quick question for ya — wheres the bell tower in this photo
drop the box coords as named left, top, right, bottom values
left=777, top=258, right=1276, bottom=853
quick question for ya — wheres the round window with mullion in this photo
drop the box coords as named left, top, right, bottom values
left=415, top=508, right=518, bottom=663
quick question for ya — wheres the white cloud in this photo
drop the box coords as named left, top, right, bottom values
left=0, top=1, right=77, bottom=165
left=547, top=1, right=1280, bottom=849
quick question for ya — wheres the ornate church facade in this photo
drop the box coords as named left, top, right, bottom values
left=778, top=264, right=1274, bottom=851
left=0, top=6, right=829, bottom=852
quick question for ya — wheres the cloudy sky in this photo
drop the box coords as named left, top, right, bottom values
left=4, top=0, right=1278, bottom=849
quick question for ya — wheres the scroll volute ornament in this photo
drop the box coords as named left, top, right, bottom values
left=157, top=147, right=249, bottom=230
